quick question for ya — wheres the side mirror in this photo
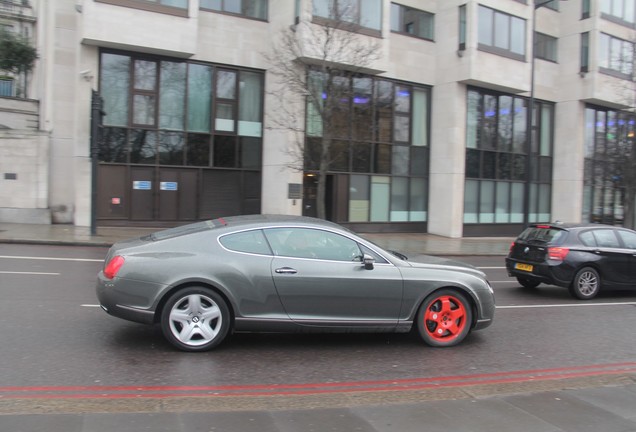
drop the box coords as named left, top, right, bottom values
left=362, top=253, right=375, bottom=270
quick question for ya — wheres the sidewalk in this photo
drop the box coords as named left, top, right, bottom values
left=0, top=222, right=513, bottom=256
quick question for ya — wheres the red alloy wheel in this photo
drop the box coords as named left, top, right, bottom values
left=422, top=293, right=469, bottom=345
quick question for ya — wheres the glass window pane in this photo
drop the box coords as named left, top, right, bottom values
left=133, top=94, right=156, bottom=125
left=239, top=71, right=263, bottom=137
left=352, top=142, right=371, bottom=172
left=134, top=60, right=156, bottom=91
left=412, top=89, right=428, bottom=146
left=494, top=12, right=509, bottom=50
left=390, top=3, right=401, bottom=31
left=390, top=177, right=408, bottom=221
left=186, top=134, right=210, bottom=166
left=130, top=129, right=157, bottom=164
left=360, top=0, right=382, bottom=30
left=215, top=103, right=235, bottom=131
left=513, top=98, right=527, bottom=153
left=217, top=70, right=236, bottom=99
left=395, top=86, right=410, bottom=113
left=498, top=96, right=513, bottom=151
left=478, top=6, right=493, bottom=46
left=464, top=180, right=479, bottom=223
left=394, top=115, right=409, bottom=142
left=466, top=91, right=480, bottom=149
left=158, top=131, right=184, bottom=165
left=465, top=148, right=480, bottom=178
left=495, top=181, right=510, bottom=222
left=510, top=16, right=525, bottom=55
left=480, top=181, right=495, bottom=223
left=224, top=0, right=241, bottom=13
left=410, top=146, right=427, bottom=176
left=511, top=182, right=524, bottom=222
left=214, top=135, right=237, bottom=167
left=540, top=104, right=552, bottom=156
left=349, top=175, right=369, bottom=222
left=374, top=144, right=391, bottom=174
left=409, top=177, right=427, bottom=221
left=244, top=0, right=268, bottom=19
left=100, top=127, right=128, bottom=162
left=201, top=0, right=222, bottom=10
left=101, top=53, right=130, bottom=127
left=392, top=145, right=409, bottom=175
left=370, top=176, right=390, bottom=222
left=240, top=137, right=261, bottom=169
left=159, top=61, right=186, bottom=130
left=187, top=64, right=212, bottom=133
left=330, top=140, right=349, bottom=171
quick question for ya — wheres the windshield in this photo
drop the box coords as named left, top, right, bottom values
left=518, top=227, right=567, bottom=245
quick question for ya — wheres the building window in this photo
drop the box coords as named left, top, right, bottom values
left=304, top=74, right=430, bottom=223
left=580, top=32, right=589, bottom=73
left=599, top=33, right=634, bottom=79
left=96, top=0, right=188, bottom=16
left=535, top=32, right=557, bottom=62
left=583, top=106, right=636, bottom=226
left=200, top=0, right=268, bottom=20
left=390, top=3, right=434, bottom=41
left=600, top=0, right=636, bottom=26
left=478, top=5, right=526, bottom=61
left=312, top=0, right=382, bottom=35
left=98, top=51, right=263, bottom=169
left=582, top=0, right=591, bottom=19
left=464, top=88, right=553, bottom=224
left=0, top=78, right=14, bottom=97
left=458, top=4, right=466, bottom=51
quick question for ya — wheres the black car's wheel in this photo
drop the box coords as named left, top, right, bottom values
left=569, top=267, right=601, bottom=300
left=415, top=289, right=473, bottom=347
left=516, top=277, right=540, bottom=289
left=160, top=286, right=230, bottom=352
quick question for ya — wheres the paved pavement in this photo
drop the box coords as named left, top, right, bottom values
left=1, top=222, right=635, bottom=431
left=0, top=222, right=513, bottom=256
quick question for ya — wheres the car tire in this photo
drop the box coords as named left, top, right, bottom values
left=569, top=267, right=601, bottom=300
left=160, top=286, right=230, bottom=352
left=416, top=289, right=473, bottom=347
left=516, top=277, right=540, bottom=289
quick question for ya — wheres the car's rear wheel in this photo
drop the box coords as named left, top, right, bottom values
left=160, top=286, right=230, bottom=352
left=516, top=277, right=540, bottom=289
left=416, top=289, right=473, bottom=347
left=569, top=267, right=601, bottom=300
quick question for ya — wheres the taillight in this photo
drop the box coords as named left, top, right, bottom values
left=509, top=242, right=516, bottom=253
left=548, top=247, right=569, bottom=261
left=104, top=256, right=125, bottom=279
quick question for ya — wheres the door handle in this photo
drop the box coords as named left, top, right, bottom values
left=275, top=267, right=297, bottom=274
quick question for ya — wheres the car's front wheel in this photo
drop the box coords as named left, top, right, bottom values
left=160, top=286, right=230, bottom=352
left=516, top=277, right=540, bottom=289
left=416, top=289, right=473, bottom=347
left=569, top=267, right=601, bottom=300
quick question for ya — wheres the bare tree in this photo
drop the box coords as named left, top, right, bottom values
left=607, top=37, right=636, bottom=229
left=264, top=8, right=381, bottom=219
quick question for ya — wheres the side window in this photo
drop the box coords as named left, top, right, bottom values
left=617, top=230, right=636, bottom=249
left=264, top=228, right=362, bottom=261
left=219, top=229, right=271, bottom=255
left=592, top=229, right=620, bottom=248
left=578, top=231, right=597, bottom=247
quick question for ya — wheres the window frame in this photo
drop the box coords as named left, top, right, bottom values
left=199, top=0, right=268, bottom=22
left=95, top=0, right=188, bottom=17
left=598, top=33, right=635, bottom=79
left=390, top=2, right=434, bottom=41
left=312, top=0, right=383, bottom=37
left=477, top=5, right=526, bottom=62
left=534, top=32, right=558, bottom=63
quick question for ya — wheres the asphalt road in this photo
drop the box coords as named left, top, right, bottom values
left=1, top=244, right=635, bottom=430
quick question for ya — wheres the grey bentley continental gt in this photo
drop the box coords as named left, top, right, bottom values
left=96, top=215, right=495, bottom=351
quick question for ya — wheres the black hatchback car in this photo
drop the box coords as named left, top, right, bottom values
left=506, top=223, right=636, bottom=299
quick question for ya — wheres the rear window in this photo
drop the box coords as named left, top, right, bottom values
left=518, top=227, right=567, bottom=245
left=219, top=229, right=272, bottom=255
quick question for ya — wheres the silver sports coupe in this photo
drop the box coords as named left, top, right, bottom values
left=96, top=215, right=495, bottom=351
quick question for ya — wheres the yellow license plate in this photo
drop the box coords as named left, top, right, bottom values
left=515, top=263, right=533, bottom=272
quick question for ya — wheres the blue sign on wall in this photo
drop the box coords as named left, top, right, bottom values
left=160, top=182, right=178, bottom=191
left=133, top=181, right=152, bottom=190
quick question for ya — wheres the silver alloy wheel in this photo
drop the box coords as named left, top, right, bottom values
left=168, top=293, right=223, bottom=347
left=576, top=270, right=599, bottom=296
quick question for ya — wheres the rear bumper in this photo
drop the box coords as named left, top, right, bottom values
left=505, top=258, right=573, bottom=288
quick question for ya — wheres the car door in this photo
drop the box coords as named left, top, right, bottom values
left=264, top=227, right=403, bottom=326
left=588, top=228, right=632, bottom=286
left=615, top=229, right=636, bottom=286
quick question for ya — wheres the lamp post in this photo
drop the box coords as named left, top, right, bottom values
left=523, top=0, right=566, bottom=227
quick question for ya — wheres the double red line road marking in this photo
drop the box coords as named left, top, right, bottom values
left=1, top=362, right=635, bottom=400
